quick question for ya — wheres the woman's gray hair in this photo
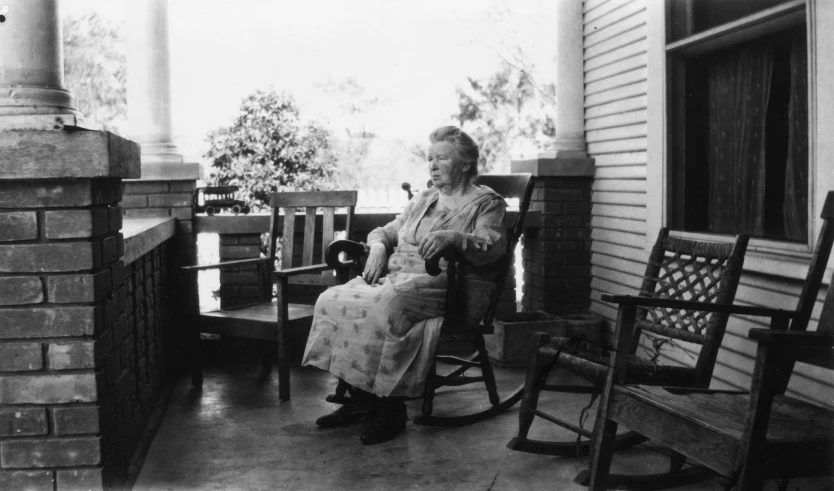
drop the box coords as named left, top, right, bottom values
left=429, top=126, right=479, bottom=181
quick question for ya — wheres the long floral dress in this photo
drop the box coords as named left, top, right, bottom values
left=301, top=185, right=507, bottom=397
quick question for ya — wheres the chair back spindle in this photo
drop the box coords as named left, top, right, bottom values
left=268, top=191, right=358, bottom=271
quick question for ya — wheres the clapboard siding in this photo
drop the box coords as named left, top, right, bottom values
left=592, top=203, right=646, bottom=220
left=586, top=13, right=649, bottom=53
left=592, top=191, right=646, bottom=206
left=585, top=25, right=648, bottom=61
left=594, top=164, right=645, bottom=179
left=586, top=68, right=648, bottom=97
left=585, top=54, right=647, bottom=83
left=585, top=95, right=647, bottom=119
left=592, top=179, right=645, bottom=193
left=584, top=0, right=650, bottom=345
left=587, top=137, right=646, bottom=155
left=583, top=0, right=646, bottom=39
left=586, top=123, right=647, bottom=143
left=585, top=40, right=648, bottom=72
left=592, top=151, right=647, bottom=166
left=586, top=81, right=648, bottom=108
left=591, top=216, right=647, bottom=235
left=586, top=109, right=647, bottom=131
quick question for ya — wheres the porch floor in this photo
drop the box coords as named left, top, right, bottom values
left=131, top=348, right=781, bottom=491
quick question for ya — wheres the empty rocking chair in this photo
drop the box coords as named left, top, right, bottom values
left=507, top=229, right=749, bottom=455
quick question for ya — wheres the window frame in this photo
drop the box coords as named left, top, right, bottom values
left=645, top=0, right=829, bottom=281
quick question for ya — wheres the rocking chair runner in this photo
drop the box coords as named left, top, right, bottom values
left=587, top=191, right=834, bottom=491
left=182, top=191, right=358, bottom=401
left=508, top=229, right=749, bottom=456
left=324, top=173, right=535, bottom=426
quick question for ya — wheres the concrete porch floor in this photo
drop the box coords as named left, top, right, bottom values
left=132, top=347, right=816, bottom=491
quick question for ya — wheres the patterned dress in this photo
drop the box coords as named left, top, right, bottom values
left=301, top=185, right=507, bottom=397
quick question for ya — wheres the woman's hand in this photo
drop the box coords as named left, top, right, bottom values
left=362, top=243, right=387, bottom=284
left=418, top=230, right=460, bottom=261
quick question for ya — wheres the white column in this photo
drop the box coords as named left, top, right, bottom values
left=549, top=0, right=587, bottom=155
left=127, top=0, right=182, bottom=166
left=0, top=0, right=78, bottom=116
left=512, top=0, right=592, bottom=176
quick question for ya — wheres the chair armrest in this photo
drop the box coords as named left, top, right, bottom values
left=273, top=263, right=333, bottom=277
left=181, top=257, right=269, bottom=272
left=748, top=328, right=834, bottom=347
left=425, top=249, right=456, bottom=277
left=324, top=240, right=367, bottom=269
left=600, top=293, right=798, bottom=319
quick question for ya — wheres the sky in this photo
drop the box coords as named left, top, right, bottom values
left=62, top=0, right=557, bottom=163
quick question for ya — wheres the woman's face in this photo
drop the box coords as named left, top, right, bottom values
left=428, top=141, right=468, bottom=190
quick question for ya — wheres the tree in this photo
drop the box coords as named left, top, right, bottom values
left=454, top=62, right=555, bottom=173
left=63, top=12, right=127, bottom=133
left=205, top=89, right=338, bottom=211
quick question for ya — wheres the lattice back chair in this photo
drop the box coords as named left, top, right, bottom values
left=183, top=191, right=358, bottom=401
left=324, top=174, right=535, bottom=425
left=588, top=191, right=834, bottom=491
left=508, top=229, right=749, bottom=455
left=413, top=173, right=535, bottom=426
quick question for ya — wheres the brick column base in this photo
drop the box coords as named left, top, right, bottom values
left=513, top=156, right=594, bottom=316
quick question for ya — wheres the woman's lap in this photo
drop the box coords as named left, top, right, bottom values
left=301, top=273, right=446, bottom=397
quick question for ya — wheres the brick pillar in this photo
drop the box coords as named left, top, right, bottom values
left=218, top=233, right=262, bottom=309
left=513, top=158, right=594, bottom=317
left=0, top=130, right=140, bottom=490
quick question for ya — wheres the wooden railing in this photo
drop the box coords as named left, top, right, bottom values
left=194, top=210, right=541, bottom=238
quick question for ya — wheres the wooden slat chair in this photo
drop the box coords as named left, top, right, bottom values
left=508, top=229, right=749, bottom=456
left=183, top=191, right=357, bottom=401
left=587, top=191, right=834, bottom=491
left=324, top=174, right=534, bottom=426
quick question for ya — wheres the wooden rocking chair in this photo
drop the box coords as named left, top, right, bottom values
left=183, top=191, right=357, bottom=401
left=587, top=191, right=834, bottom=490
left=507, top=229, right=749, bottom=456
left=324, top=173, right=535, bottom=426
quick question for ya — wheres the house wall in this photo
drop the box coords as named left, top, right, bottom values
left=583, top=0, right=833, bottom=407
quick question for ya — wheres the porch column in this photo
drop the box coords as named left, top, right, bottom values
left=512, top=0, right=594, bottom=316
left=125, top=0, right=199, bottom=263
left=0, top=0, right=77, bottom=116
left=127, top=0, right=181, bottom=170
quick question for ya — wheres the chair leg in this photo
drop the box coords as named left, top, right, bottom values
left=277, top=339, right=290, bottom=401
left=189, top=321, right=203, bottom=388
left=588, top=418, right=619, bottom=491
left=474, top=333, right=500, bottom=406
left=516, top=333, right=554, bottom=440
left=422, top=361, right=437, bottom=416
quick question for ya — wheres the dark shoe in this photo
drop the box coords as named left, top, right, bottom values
left=360, top=399, right=407, bottom=445
left=316, top=403, right=371, bottom=428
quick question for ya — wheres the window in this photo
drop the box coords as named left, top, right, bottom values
left=666, top=0, right=808, bottom=241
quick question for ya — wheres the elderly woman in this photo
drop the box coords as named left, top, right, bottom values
left=301, top=126, right=507, bottom=445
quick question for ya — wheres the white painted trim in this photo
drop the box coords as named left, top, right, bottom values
left=644, top=0, right=665, bottom=248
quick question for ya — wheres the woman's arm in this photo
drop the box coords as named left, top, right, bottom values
left=418, top=196, right=507, bottom=266
left=363, top=192, right=420, bottom=283
left=457, top=197, right=507, bottom=266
